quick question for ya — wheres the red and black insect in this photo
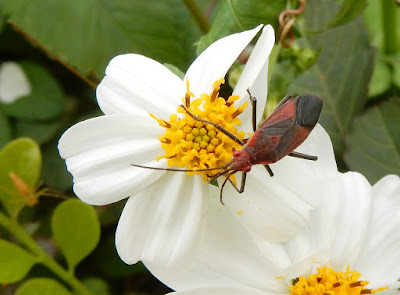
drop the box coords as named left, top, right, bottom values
left=132, top=91, right=323, bottom=204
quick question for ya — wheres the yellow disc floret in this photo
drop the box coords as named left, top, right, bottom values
left=150, top=78, right=247, bottom=181
left=289, top=266, right=388, bottom=295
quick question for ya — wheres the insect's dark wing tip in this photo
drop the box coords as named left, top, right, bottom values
left=295, top=94, right=323, bottom=128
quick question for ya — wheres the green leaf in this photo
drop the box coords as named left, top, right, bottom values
left=0, top=239, right=37, bottom=283
left=0, top=109, right=11, bottom=149
left=0, top=0, right=201, bottom=77
left=391, top=52, right=400, bottom=88
left=0, top=138, right=41, bottom=217
left=288, top=0, right=374, bottom=155
left=0, top=61, right=65, bottom=120
left=41, top=140, right=73, bottom=190
left=197, top=0, right=285, bottom=54
left=326, top=0, right=367, bottom=28
left=15, top=278, right=72, bottom=295
left=83, top=277, right=110, bottom=295
left=368, top=58, right=391, bottom=97
left=345, top=98, right=400, bottom=184
left=15, top=120, right=62, bottom=145
left=52, top=199, right=100, bottom=270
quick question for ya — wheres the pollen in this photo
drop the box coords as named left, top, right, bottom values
left=289, top=266, right=388, bottom=295
left=151, top=78, right=246, bottom=180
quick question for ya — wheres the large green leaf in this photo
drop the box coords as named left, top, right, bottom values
left=0, top=0, right=202, bottom=77
left=197, top=0, right=285, bottom=54
left=15, top=278, right=72, bottom=295
left=0, top=138, right=41, bottom=217
left=0, top=61, right=65, bottom=120
left=288, top=0, right=374, bottom=155
left=0, top=239, right=37, bottom=283
left=326, top=0, right=367, bottom=28
left=345, top=98, right=400, bottom=184
left=51, top=199, right=100, bottom=271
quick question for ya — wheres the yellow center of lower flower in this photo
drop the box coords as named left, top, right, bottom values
left=289, top=266, right=388, bottom=295
left=150, top=79, right=247, bottom=180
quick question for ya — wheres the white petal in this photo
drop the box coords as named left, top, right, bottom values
left=329, top=172, right=373, bottom=270
left=233, top=25, right=275, bottom=133
left=116, top=173, right=207, bottom=267
left=355, top=175, right=400, bottom=288
left=0, top=61, right=31, bottom=104
left=222, top=165, right=313, bottom=242
left=185, top=25, right=263, bottom=97
left=58, top=114, right=167, bottom=205
left=223, top=124, right=338, bottom=243
left=97, top=54, right=186, bottom=118
left=168, top=287, right=268, bottom=295
left=146, top=196, right=288, bottom=293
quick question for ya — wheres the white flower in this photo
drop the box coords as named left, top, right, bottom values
left=58, top=24, right=336, bottom=268
left=146, top=172, right=400, bottom=294
left=0, top=61, right=31, bottom=104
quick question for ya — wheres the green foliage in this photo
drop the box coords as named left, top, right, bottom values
left=0, top=138, right=41, bottom=217
left=15, top=278, right=72, bottom=295
left=51, top=199, right=101, bottom=271
left=326, top=0, right=367, bottom=28
left=345, top=98, right=400, bottom=184
left=0, top=61, right=65, bottom=120
left=196, top=0, right=285, bottom=54
left=368, top=58, right=392, bottom=97
left=0, top=110, right=11, bottom=148
left=82, top=277, right=110, bottom=295
left=0, top=0, right=398, bottom=293
left=0, top=239, right=37, bottom=283
left=288, top=0, right=374, bottom=155
left=0, top=0, right=201, bottom=76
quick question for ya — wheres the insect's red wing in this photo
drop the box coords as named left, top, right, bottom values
left=245, top=99, right=297, bottom=164
left=247, top=94, right=322, bottom=163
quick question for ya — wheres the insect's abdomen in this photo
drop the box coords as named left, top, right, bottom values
left=294, top=94, right=323, bottom=128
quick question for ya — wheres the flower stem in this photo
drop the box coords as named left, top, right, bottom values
left=381, top=0, right=399, bottom=54
left=0, top=211, right=93, bottom=295
left=182, top=0, right=210, bottom=33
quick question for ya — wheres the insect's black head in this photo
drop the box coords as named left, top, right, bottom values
left=232, top=150, right=252, bottom=172
left=295, top=94, right=323, bottom=128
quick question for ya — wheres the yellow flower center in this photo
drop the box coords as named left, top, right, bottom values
left=289, top=266, right=388, bottom=295
left=150, top=78, right=247, bottom=180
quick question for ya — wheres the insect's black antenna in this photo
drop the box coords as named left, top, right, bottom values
left=219, top=170, right=237, bottom=205
left=180, top=104, right=245, bottom=146
left=130, top=162, right=232, bottom=172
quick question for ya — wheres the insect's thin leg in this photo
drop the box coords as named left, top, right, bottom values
left=271, top=94, right=292, bottom=114
left=227, top=171, right=247, bottom=193
left=219, top=170, right=237, bottom=205
left=288, top=151, right=318, bottom=161
left=180, top=105, right=245, bottom=146
left=264, top=164, right=274, bottom=176
left=246, top=88, right=257, bottom=132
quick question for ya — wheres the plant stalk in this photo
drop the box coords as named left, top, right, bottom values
left=182, top=0, right=210, bottom=33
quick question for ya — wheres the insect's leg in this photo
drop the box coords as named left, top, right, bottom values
left=264, top=164, right=274, bottom=176
left=288, top=151, right=318, bottom=161
left=246, top=89, right=257, bottom=132
left=180, top=105, right=245, bottom=146
left=219, top=171, right=235, bottom=205
left=227, top=171, right=247, bottom=193
left=271, top=94, right=292, bottom=114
